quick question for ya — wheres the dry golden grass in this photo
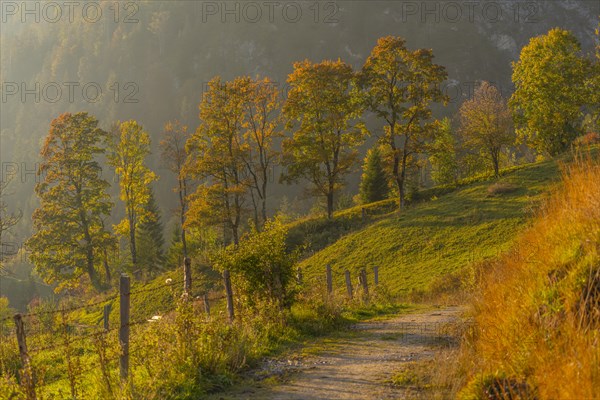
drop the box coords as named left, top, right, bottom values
left=459, top=152, right=600, bottom=399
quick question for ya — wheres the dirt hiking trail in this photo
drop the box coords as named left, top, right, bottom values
left=210, top=306, right=465, bottom=400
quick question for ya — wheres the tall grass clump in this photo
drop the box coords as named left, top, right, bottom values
left=459, top=153, right=600, bottom=399
left=0, top=335, right=21, bottom=398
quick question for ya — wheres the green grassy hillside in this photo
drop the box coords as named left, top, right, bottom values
left=297, top=160, right=561, bottom=296
left=68, top=159, right=562, bottom=326
left=68, top=159, right=562, bottom=327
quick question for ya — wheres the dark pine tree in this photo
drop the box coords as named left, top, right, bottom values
left=136, top=190, right=165, bottom=276
left=359, top=146, right=389, bottom=204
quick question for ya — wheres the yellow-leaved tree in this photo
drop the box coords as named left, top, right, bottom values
left=185, top=76, right=282, bottom=244
left=240, top=77, right=283, bottom=227
left=282, top=59, right=366, bottom=219
left=27, top=112, right=114, bottom=290
left=361, top=36, right=448, bottom=209
left=109, top=120, right=157, bottom=273
left=185, top=77, right=250, bottom=245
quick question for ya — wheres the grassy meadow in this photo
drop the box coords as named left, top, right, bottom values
left=295, top=159, right=561, bottom=298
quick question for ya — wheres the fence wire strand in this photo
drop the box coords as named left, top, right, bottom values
left=22, top=294, right=118, bottom=319
left=129, top=279, right=186, bottom=295
left=4, top=268, right=284, bottom=396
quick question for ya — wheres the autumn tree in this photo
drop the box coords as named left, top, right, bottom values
left=26, top=112, right=113, bottom=290
left=99, top=217, right=118, bottom=285
left=185, top=76, right=282, bottom=242
left=108, top=120, right=158, bottom=272
left=239, top=77, right=283, bottom=227
left=458, top=82, right=514, bottom=177
left=185, top=77, right=250, bottom=245
left=361, top=36, right=448, bottom=209
left=282, top=59, right=366, bottom=219
left=510, top=28, right=590, bottom=156
left=160, top=120, right=191, bottom=257
left=428, top=118, right=458, bottom=185
left=359, top=146, right=389, bottom=204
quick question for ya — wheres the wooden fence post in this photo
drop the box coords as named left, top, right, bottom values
left=223, top=269, right=234, bottom=322
left=103, top=304, right=110, bottom=331
left=14, top=314, right=36, bottom=400
left=360, top=268, right=369, bottom=297
left=361, top=207, right=366, bottom=222
left=326, top=264, right=333, bottom=295
left=183, top=257, right=192, bottom=296
left=344, top=270, right=353, bottom=299
left=373, top=266, right=379, bottom=286
left=119, top=274, right=130, bottom=382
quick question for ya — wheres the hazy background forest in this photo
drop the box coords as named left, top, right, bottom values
left=1, top=0, right=598, bottom=307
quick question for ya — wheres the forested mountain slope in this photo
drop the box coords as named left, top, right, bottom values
left=1, top=1, right=597, bottom=239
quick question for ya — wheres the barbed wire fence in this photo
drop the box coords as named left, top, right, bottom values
left=0, top=258, right=239, bottom=400
left=0, top=260, right=460, bottom=399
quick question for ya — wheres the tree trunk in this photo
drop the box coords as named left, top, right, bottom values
left=179, top=178, right=188, bottom=258
left=103, top=249, right=112, bottom=285
left=399, top=151, right=408, bottom=209
left=231, top=224, right=239, bottom=245
left=250, top=189, right=260, bottom=229
left=80, top=210, right=99, bottom=289
left=86, top=244, right=98, bottom=287
left=129, top=218, right=137, bottom=270
left=392, top=152, right=406, bottom=210
left=232, top=191, right=241, bottom=245
left=222, top=220, right=229, bottom=246
left=397, top=176, right=405, bottom=209
left=261, top=177, right=268, bottom=226
left=390, top=126, right=404, bottom=211
left=492, top=149, right=500, bottom=177
left=326, top=189, right=334, bottom=219
left=181, top=226, right=187, bottom=259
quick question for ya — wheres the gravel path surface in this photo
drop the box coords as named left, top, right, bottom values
left=209, top=306, right=464, bottom=400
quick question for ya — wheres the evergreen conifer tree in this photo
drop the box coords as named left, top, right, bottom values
left=136, top=190, right=165, bottom=275
left=359, top=146, right=389, bottom=204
